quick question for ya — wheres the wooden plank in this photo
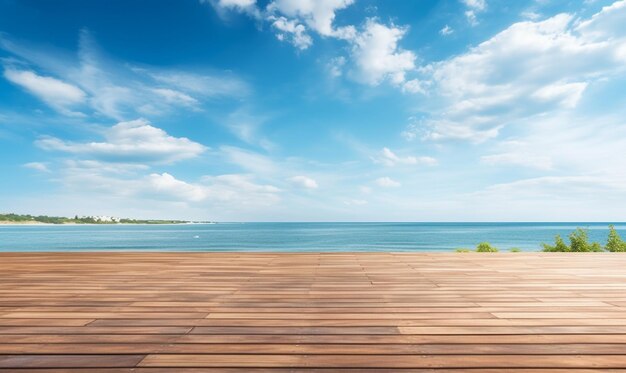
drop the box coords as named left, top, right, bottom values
left=1, top=312, right=208, bottom=319
left=0, top=326, right=192, bottom=334
left=5, top=343, right=624, bottom=355
left=190, top=326, right=400, bottom=334
left=138, top=354, right=626, bottom=368
left=0, top=367, right=623, bottom=373
left=0, top=319, right=94, bottom=326
left=177, top=333, right=626, bottom=343
left=0, top=355, right=145, bottom=368
left=86, top=317, right=626, bottom=327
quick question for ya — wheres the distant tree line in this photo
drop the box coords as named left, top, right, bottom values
left=0, top=213, right=188, bottom=225
left=0, top=213, right=70, bottom=224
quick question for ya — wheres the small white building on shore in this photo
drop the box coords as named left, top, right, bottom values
left=91, top=216, right=120, bottom=223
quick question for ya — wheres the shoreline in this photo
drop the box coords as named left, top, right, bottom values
left=0, top=221, right=206, bottom=226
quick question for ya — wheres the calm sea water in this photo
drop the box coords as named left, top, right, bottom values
left=0, top=222, right=624, bottom=252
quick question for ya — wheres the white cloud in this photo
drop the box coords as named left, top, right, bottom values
left=576, top=0, right=626, bottom=40
left=202, top=174, right=282, bottom=205
left=401, top=121, right=420, bottom=141
left=440, top=25, right=454, bottom=36
left=55, top=155, right=282, bottom=206
left=484, top=175, right=626, bottom=197
left=147, top=70, right=249, bottom=98
left=203, top=0, right=261, bottom=18
left=288, top=175, right=319, bottom=189
left=461, top=0, right=487, bottom=25
left=268, top=0, right=356, bottom=39
left=208, top=0, right=356, bottom=45
left=455, top=172, right=626, bottom=221
left=64, top=160, right=149, bottom=174
left=223, top=110, right=274, bottom=150
left=480, top=112, right=626, bottom=174
left=207, top=174, right=281, bottom=194
left=402, top=79, right=426, bottom=94
left=269, top=16, right=313, bottom=50
left=421, top=120, right=502, bottom=143
left=148, top=173, right=209, bottom=202
left=531, top=81, right=588, bottom=109
left=152, top=88, right=198, bottom=107
left=147, top=173, right=281, bottom=203
left=461, top=0, right=486, bottom=11
left=4, top=69, right=86, bottom=116
left=415, top=3, right=626, bottom=142
left=464, top=11, right=478, bottom=26
left=327, top=56, right=346, bottom=77
left=374, top=147, right=437, bottom=167
left=148, top=173, right=280, bottom=204
left=23, top=162, right=50, bottom=172
left=521, top=11, right=541, bottom=21
left=36, top=119, right=207, bottom=164
left=375, top=176, right=401, bottom=187
left=217, top=0, right=256, bottom=10
left=351, top=19, right=416, bottom=86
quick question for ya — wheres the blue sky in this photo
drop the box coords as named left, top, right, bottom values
left=1, top=0, right=626, bottom=221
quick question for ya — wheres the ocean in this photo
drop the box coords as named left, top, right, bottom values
left=0, top=222, right=624, bottom=252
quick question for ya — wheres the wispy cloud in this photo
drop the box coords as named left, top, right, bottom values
left=0, top=30, right=249, bottom=120
left=4, top=69, right=86, bottom=116
left=288, top=175, right=319, bottom=189
left=461, top=0, right=487, bottom=26
left=23, top=162, right=50, bottom=172
left=222, top=109, right=275, bottom=150
left=344, top=198, right=367, bottom=206
left=375, top=176, right=401, bottom=187
left=219, top=145, right=278, bottom=174
left=440, top=25, right=454, bottom=36
left=481, top=151, right=553, bottom=170
left=373, top=147, right=437, bottom=167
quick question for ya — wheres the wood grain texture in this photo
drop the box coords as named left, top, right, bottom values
left=2, top=252, right=626, bottom=371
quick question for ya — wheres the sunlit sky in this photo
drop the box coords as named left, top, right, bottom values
left=1, top=0, right=625, bottom=221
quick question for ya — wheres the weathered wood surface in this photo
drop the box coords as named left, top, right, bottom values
left=1, top=252, right=626, bottom=371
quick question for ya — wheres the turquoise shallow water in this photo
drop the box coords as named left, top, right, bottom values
left=0, top=222, right=624, bottom=252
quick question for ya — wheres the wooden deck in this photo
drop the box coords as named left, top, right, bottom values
left=1, top=252, right=626, bottom=371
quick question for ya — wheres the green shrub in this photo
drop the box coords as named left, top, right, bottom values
left=543, top=228, right=603, bottom=252
left=569, top=228, right=603, bottom=252
left=509, top=248, right=521, bottom=252
left=455, top=248, right=472, bottom=253
left=542, top=234, right=570, bottom=252
left=606, top=225, right=626, bottom=252
left=476, top=242, right=498, bottom=252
